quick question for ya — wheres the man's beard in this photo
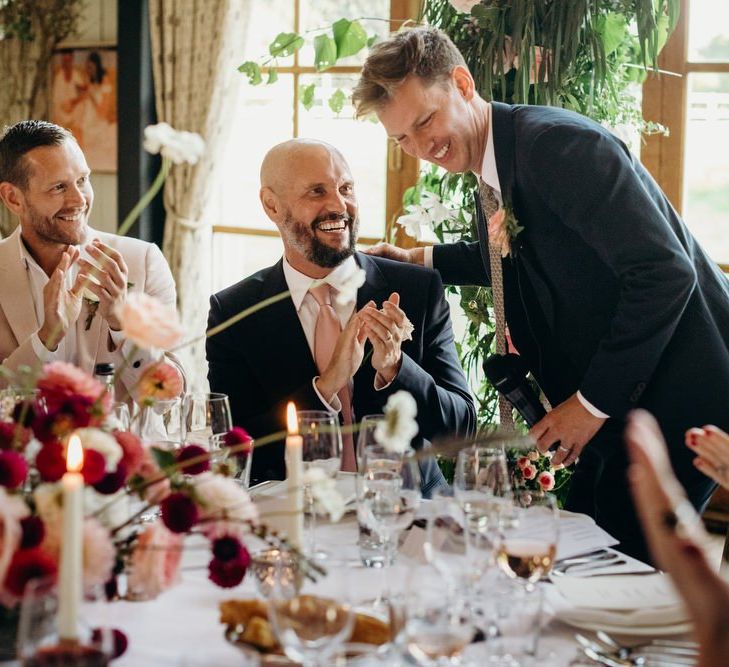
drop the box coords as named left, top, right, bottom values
left=25, top=202, right=89, bottom=247
left=285, top=210, right=358, bottom=268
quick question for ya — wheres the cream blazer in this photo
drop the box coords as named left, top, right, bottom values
left=0, top=226, right=179, bottom=400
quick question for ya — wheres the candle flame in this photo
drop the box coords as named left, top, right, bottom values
left=286, top=402, right=298, bottom=435
left=66, top=435, right=84, bottom=473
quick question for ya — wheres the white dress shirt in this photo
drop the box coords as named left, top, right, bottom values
left=425, top=104, right=608, bottom=419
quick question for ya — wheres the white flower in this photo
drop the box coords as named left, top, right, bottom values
left=333, top=268, right=366, bottom=307
left=396, top=191, right=460, bottom=243
left=143, top=122, right=205, bottom=165
left=449, top=0, right=482, bottom=13
left=375, top=390, right=419, bottom=454
left=77, top=427, right=123, bottom=471
left=192, top=472, right=259, bottom=540
left=303, top=467, right=345, bottom=522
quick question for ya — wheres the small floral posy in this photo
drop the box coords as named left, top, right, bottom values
left=489, top=203, right=523, bottom=259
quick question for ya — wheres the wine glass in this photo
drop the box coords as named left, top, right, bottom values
left=182, top=392, right=232, bottom=448
left=268, top=567, right=354, bottom=667
left=454, top=444, right=513, bottom=545
left=355, top=414, right=384, bottom=470
left=133, top=396, right=184, bottom=447
left=496, top=492, right=559, bottom=588
left=297, top=409, right=342, bottom=559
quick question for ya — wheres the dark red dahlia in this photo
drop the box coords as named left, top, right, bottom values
left=91, top=627, right=128, bottom=659
left=0, top=421, right=31, bottom=450
left=35, top=442, right=66, bottom=482
left=92, top=461, right=128, bottom=495
left=176, top=444, right=210, bottom=475
left=3, top=548, right=57, bottom=597
left=81, top=448, right=107, bottom=485
left=160, top=492, right=198, bottom=533
left=0, top=450, right=28, bottom=489
left=212, top=535, right=249, bottom=563
left=223, top=427, right=253, bottom=458
left=208, top=557, right=248, bottom=588
left=19, top=516, right=45, bottom=550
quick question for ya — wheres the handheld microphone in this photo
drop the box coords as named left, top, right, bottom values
left=483, top=353, right=546, bottom=428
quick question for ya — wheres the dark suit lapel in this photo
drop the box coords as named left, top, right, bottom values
left=253, top=259, right=318, bottom=382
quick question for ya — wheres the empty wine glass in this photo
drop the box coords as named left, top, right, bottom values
left=183, top=393, right=232, bottom=448
left=355, top=414, right=385, bottom=470
left=297, top=410, right=341, bottom=559
left=133, top=396, right=184, bottom=447
left=268, top=567, right=354, bottom=667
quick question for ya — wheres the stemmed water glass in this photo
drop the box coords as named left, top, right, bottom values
left=297, top=409, right=342, bottom=559
left=182, top=392, right=232, bottom=448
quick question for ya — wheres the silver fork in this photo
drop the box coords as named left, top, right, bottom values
left=596, top=631, right=698, bottom=664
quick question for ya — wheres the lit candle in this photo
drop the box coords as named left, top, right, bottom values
left=285, top=402, right=304, bottom=548
left=58, top=434, right=84, bottom=642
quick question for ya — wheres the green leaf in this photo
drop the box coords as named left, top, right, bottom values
left=596, top=13, right=627, bottom=56
left=471, top=4, right=499, bottom=29
left=367, top=35, right=378, bottom=48
left=328, top=88, right=347, bottom=114
left=332, top=18, right=368, bottom=59
left=300, top=83, right=316, bottom=110
left=314, top=33, right=337, bottom=71
left=237, top=61, right=262, bottom=85
left=269, top=32, right=304, bottom=57
left=267, top=68, right=278, bottom=84
left=151, top=446, right=177, bottom=471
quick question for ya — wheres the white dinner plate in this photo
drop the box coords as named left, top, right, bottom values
left=557, top=615, right=693, bottom=637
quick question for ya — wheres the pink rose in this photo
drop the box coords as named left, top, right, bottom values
left=0, top=488, right=30, bottom=606
left=117, top=293, right=183, bottom=350
left=516, top=456, right=530, bottom=470
left=527, top=450, right=540, bottom=462
left=135, top=362, right=184, bottom=403
left=127, top=523, right=183, bottom=599
left=537, top=471, right=555, bottom=491
left=522, top=463, right=537, bottom=480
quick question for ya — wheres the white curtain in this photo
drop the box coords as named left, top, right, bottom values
left=148, top=0, right=248, bottom=391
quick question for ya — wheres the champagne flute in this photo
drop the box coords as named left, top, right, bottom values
left=297, top=409, right=341, bottom=559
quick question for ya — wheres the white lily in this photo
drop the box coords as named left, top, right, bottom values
left=334, top=267, right=366, bottom=307
left=449, top=0, right=482, bottom=13
left=303, top=467, right=346, bottom=522
left=143, top=122, right=205, bottom=165
left=375, top=390, right=419, bottom=454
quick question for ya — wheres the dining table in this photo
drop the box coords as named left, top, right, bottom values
left=98, top=479, right=694, bottom=667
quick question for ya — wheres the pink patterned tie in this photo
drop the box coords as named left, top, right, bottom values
left=309, top=283, right=356, bottom=471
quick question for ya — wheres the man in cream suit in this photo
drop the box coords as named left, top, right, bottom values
left=0, top=120, right=177, bottom=401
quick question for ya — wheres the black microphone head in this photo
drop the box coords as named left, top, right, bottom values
left=483, top=353, right=528, bottom=392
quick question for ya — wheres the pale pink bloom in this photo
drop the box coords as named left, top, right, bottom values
left=82, top=518, right=115, bottom=587
left=0, top=488, right=30, bottom=606
left=192, top=472, right=259, bottom=540
left=527, top=450, right=540, bottom=462
left=117, top=293, right=183, bottom=350
left=488, top=209, right=511, bottom=258
left=136, top=447, right=171, bottom=504
left=522, top=463, right=537, bottom=480
left=516, top=456, right=530, bottom=470
left=37, top=361, right=111, bottom=413
left=127, top=523, right=183, bottom=599
left=449, top=0, right=480, bottom=12
left=537, top=470, right=555, bottom=491
left=135, top=362, right=184, bottom=403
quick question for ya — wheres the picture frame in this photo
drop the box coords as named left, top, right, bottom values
left=50, top=46, right=117, bottom=173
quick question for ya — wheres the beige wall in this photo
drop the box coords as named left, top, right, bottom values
left=58, top=0, right=118, bottom=234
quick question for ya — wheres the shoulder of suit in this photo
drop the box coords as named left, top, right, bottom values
left=95, top=229, right=160, bottom=255
left=365, top=253, right=438, bottom=280
left=211, top=263, right=279, bottom=310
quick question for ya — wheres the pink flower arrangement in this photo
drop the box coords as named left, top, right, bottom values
left=135, top=361, right=184, bottom=404
left=126, top=523, right=183, bottom=599
left=117, top=293, right=183, bottom=350
left=36, top=361, right=111, bottom=417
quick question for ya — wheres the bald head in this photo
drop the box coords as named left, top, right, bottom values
left=260, top=139, right=347, bottom=193
left=259, top=139, right=359, bottom=276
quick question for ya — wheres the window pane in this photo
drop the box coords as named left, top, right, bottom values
left=683, top=73, right=729, bottom=263
left=212, top=234, right=284, bottom=293
left=241, top=0, right=295, bottom=62
left=298, top=73, right=387, bottom=239
left=214, top=74, right=294, bottom=230
left=299, top=0, right=390, bottom=67
left=688, top=0, right=729, bottom=62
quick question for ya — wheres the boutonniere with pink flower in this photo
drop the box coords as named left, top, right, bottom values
left=488, top=202, right=523, bottom=258
left=83, top=281, right=135, bottom=331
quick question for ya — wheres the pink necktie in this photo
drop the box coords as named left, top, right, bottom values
left=309, top=283, right=356, bottom=472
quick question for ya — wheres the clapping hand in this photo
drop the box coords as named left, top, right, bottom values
left=38, top=247, right=84, bottom=351
left=315, top=313, right=367, bottom=401
left=359, top=292, right=414, bottom=384
left=77, top=239, right=129, bottom=331
left=686, top=424, right=729, bottom=490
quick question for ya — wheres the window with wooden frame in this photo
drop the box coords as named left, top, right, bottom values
left=209, top=0, right=420, bottom=293
left=642, top=0, right=729, bottom=269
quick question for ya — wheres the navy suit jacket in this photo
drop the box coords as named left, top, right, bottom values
left=434, top=102, right=729, bottom=498
left=207, top=252, right=476, bottom=495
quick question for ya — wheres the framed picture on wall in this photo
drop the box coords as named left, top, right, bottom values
left=50, top=47, right=117, bottom=173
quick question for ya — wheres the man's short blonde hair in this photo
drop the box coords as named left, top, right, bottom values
left=352, top=26, right=467, bottom=119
